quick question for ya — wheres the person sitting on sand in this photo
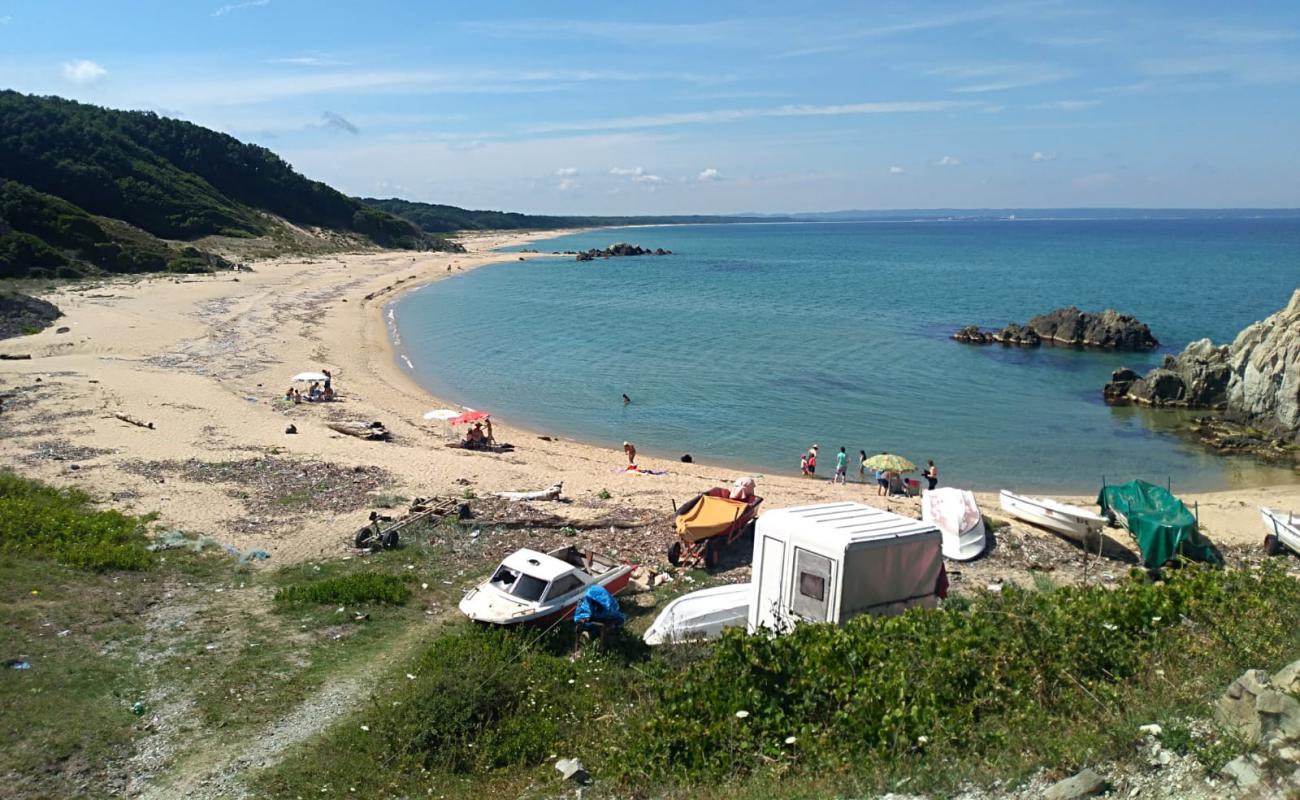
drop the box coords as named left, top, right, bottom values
left=623, top=441, right=637, bottom=467
left=284, top=386, right=294, bottom=402
left=291, top=389, right=302, bottom=405
left=464, top=423, right=486, bottom=449
left=308, top=382, right=322, bottom=400
left=320, top=386, right=334, bottom=402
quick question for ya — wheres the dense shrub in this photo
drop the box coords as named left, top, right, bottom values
left=274, top=573, right=411, bottom=606
left=0, top=470, right=152, bottom=571
left=624, top=566, right=1300, bottom=780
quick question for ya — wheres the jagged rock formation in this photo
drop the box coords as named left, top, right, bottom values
left=953, top=307, right=1157, bottom=350
left=0, top=291, right=62, bottom=339
left=575, top=243, right=671, bottom=262
left=1104, top=289, right=1300, bottom=442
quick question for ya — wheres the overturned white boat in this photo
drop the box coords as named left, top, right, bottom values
left=1262, top=507, right=1300, bottom=556
left=921, top=488, right=987, bottom=561
left=643, top=583, right=750, bottom=645
left=999, top=490, right=1107, bottom=544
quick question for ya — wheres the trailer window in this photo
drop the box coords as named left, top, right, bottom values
left=798, top=572, right=825, bottom=602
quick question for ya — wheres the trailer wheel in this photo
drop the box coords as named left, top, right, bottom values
left=703, top=540, right=720, bottom=569
left=382, top=530, right=400, bottom=550
left=1265, top=533, right=1283, bottom=557
left=667, top=541, right=682, bottom=566
left=353, top=528, right=372, bottom=549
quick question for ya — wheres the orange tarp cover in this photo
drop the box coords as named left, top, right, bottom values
left=676, top=495, right=748, bottom=543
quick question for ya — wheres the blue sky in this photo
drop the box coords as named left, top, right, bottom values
left=2, top=1, right=1298, bottom=213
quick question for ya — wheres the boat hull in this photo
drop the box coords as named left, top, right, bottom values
left=644, top=583, right=750, bottom=645
left=1262, top=507, right=1300, bottom=555
left=1000, top=490, right=1106, bottom=543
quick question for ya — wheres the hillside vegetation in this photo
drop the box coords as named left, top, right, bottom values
left=362, top=196, right=765, bottom=234
left=0, top=91, right=449, bottom=279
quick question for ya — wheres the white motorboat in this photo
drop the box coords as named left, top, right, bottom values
left=459, top=545, right=631, bottom=626
left=1262, top=507, right=1300, bottom=556
left=921, top=488, right=987, bottom=561
left=643, top=583, right=750, bottom=646
left=999, top=490, right=1108, bottom=544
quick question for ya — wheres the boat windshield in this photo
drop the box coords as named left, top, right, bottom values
left=489, top=565, right=548, bottom=602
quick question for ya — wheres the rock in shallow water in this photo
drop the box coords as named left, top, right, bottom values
left=952, top=307, right=1157, bottom=350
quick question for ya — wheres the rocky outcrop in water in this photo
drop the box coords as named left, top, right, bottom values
left=0, top=291, right=62, bottom=340
left=953, top=307, right=1157, bottom=350
left=1104, top=289, right=1300, bottom=443
left=575, top=243, right=671, bottom=262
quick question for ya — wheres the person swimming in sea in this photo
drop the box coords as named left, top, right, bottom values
left=622, top=393, right=631, bottom=405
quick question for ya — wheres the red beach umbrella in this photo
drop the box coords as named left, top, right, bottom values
left=449, top=410, right=490, bottom=425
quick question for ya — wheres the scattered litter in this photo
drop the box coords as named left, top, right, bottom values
left=56, top=629, right=70, bottom=637
left=1139, top=723, right=1163, bottom=737
left=239, top=549, right=272, bottom=564
left=421, top=583, right=428, bottom=590
left=5, top=659, right=32, bottom=670
left=470, top=529, right=481, bottom=539
left=132, top=702, right=146, bottom=716
left=204, top=643, right=218, bottom=651
left=406, top=673, right=416, bottom=680
left=360, top=725, right=369, bottom=732
left=555, top=757, right=589, bottom=783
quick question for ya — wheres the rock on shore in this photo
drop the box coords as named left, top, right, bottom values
left=953, top=307, right=1158, bottom=350
left=1104, top=289, right=1300, bottom=443
left=575, top=243, right=671, bottom=261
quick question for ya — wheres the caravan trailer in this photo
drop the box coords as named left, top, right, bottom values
left=748, top=502, right=946, bottom=633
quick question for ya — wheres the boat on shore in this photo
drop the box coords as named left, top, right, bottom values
left=999, top=490, right=1108, bottom=544
left=459, top=545, right=631, bottom=626
left=1262, top=507, right=1300, bottom=556
left=643, top=583, right=750, bottom=645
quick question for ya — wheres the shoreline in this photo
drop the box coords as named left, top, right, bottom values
left=0, top=231, right=1296, bottom=564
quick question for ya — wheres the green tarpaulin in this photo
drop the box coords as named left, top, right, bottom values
left=1097, top=480, right=1220, bottom=569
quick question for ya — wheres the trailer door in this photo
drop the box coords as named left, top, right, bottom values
left=791, top=548, right=834, bottom=623
left=752, top=535, right=786, bottom=630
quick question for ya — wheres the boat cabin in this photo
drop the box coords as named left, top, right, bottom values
left=748, top=502, right=945, bottom=633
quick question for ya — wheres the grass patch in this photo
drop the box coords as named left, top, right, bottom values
left=274, top=573, right=411, bottom=606
left=0, top=469, right=153, bottom=571
left=370, top=493, right=407, bottom=509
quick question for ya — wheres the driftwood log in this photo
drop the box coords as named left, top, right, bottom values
left=112, top=413, right=154, bottom=429
left=326, top=421, right=392, bottom=441
left=0, top=354, right=32, bottom=360
left=490, top=513, right=639, bottom=530
left=493, top=482, right=563, bottom=502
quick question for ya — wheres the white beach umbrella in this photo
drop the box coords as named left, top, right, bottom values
left=291, top=372, right=329, bottom=382
left=423, top=409, right=460, bottom=421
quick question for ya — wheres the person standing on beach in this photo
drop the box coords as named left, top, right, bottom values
left=875, top=452, right=890, bottom=496
left=806, top=445, right=818, bottom=478
left=623, top=441, right=637, bottom=467
left=834, top=447, right=848, bottom=484
left=858, top=450, right=868, bottom=483
left=322, top=369, right=332, bottom=392
left=925, top=460, right=938, bottom=491
left=800, top=453, right=809, bottom=476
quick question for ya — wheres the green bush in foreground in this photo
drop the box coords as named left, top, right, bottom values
left=274, top=572, right=410, bottom=606
left=625, top=565, right=1298, bottom=781
left=0, top=470, right=152, bottom=571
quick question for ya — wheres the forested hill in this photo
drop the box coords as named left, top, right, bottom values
left=0, top=91, right=444, bottom=279
left=361, top=197, right=766, bottom=234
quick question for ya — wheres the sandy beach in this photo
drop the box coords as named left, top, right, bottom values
left=1, top=229, right=1297, bottom=567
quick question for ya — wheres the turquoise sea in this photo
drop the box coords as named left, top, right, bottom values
left=391, top=217, right=1300, bottom=493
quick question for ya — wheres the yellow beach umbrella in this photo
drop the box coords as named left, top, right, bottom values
left=862, top=453, right=916, bottom=473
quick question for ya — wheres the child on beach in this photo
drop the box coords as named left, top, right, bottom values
left=858, top=450, right=868, bottom=482
left=806, top=446, right=817, bottom=477
left=800, top=454, right=809, bottom=476
left=623, top=441, right=637, bottom=467
left=834, top=447, right=847, bottom=484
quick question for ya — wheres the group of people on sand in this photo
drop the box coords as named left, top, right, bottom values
left=801, top=444, right=938, bottom=495
left=284, top=369, right=335, bottom=404
left=462, top=419, right=494, bottom=449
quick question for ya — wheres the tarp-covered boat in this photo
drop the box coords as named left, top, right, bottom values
left=1097, top=480, right=1219, bottom=569
left=921, top=488, right=986, bottom=561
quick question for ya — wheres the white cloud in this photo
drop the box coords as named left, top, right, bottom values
left=555, top=167, right=579, bottom=177
left=524, top=100, right=970, bottom=135
left=889, top=166, right=906, bottom=174
left=697, top=168, right=720, bottom=181
left=62, top=60, right=107, bottom=85
left=557, top=177, right=578, bottom=191
left=1031, top=151, right=1056, bottom=162
left=1031, top=100, right=1100, bottom=111
left=632, top=173, right=663, bottom=184
left=212, top=0, right=270, bottom=17
left=934, top=155, right=961, bottom=166
left=609, top=166, right=646, bottom=176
